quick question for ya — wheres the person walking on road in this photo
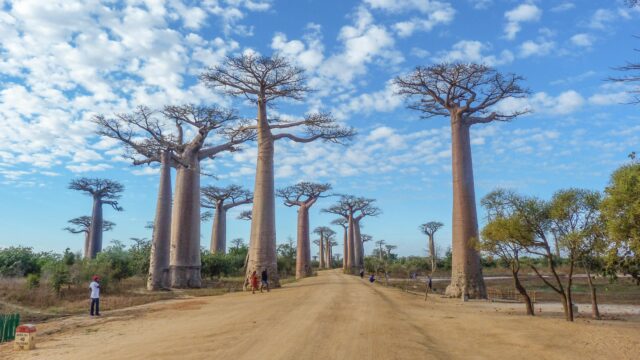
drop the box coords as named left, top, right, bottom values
left=250, top=271, right=259, bottom=294
left=359, top=269, right=364, bottom=278
left=260, top=269, right=270, bottom=293
left=89, top=275, right=101, bottom=316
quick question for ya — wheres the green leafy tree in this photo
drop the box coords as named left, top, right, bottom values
left=601, top=162, right=640, bottom=285
left=479, top=192, right=535, bottom=315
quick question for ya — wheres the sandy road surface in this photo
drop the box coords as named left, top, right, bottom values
left=3, top=270, right=639, bottom=360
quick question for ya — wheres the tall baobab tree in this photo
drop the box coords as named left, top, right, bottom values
left=314, top=227, right=335, bottom=270
left=94, top=106, right=176, bottom=290
left=375, top=239, right=387, bottom=260
left=95, top=105, right=253, bottom=288
left=64, top=216, right=115, bottom=259
left=201, top=185, right=253, bottom=254
left=201, top=54, right=354, bottom=286
left=69, top=178, right=124, bottom=259
left=331, top=218, right=349, bottom=270
left=394, top=63, right=529, bottom=298
left=324, top=196, right=358, bottom=272
left=420, top=222, right=444, bottom=274
left=326, top=236, right=338, bottom=269
left=352, top=201, right=381, bottom=268
left=276, top=182, right=331, bottom=279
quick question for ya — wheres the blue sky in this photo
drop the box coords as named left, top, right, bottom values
left=0, top=0, right=639, bottom=258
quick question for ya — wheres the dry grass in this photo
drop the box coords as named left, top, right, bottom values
left=0, top=275, right=296, bottom=322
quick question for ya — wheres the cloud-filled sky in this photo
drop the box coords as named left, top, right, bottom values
left=0, top=0, right=639, bottom=257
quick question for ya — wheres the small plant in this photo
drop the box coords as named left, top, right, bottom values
left=47, top=262, right=71, bottom=297
left=26, top=273, right=40, bottom=289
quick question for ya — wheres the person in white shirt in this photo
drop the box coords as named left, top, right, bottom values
left=89, top=275, right=101, bottom=316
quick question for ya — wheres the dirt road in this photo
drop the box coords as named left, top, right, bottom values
left=3, top=270, right=639, bottom=359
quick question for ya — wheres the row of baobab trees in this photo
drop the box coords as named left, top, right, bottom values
left=64, top=50, right=531, bottom=299
left=64, top=173, right=384, bottom=284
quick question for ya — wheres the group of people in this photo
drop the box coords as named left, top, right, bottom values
left=249, top=269, right=270, bottom=294
left=359, top=268, right=377, bottom=283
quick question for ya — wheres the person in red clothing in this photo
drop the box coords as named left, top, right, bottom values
left=250, top=270, right=259, bottom=294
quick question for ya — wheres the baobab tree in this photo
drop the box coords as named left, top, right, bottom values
left=95, top=105, right=252, bottom=289
left=331, top=218, right=349, bottom=269
left=394, top=63, right=529, bottom=298
left=276, top=182, right=331, bottom=278
left=323, top=196, right=359, bottom=272
left=352, top=202, right=381, bottom=268
left=94, top=107, right=176, bottom=289
left=326, top=236, right=338, bottom=269
left=69, top=178, right=124, bottom=259
left=64, top=216, right=115, bottom=259
left=375, top=239, right=386, bottom=260
left=420, top=222, right=444, bottom=274
left=201, top=185, right=253, bottom=254
left=201, top=54, right=354, bottom=286
left=314, top=226, right=335, bottom=270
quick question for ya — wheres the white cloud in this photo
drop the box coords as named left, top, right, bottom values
left=570, top=33, right=594, bottom=47
left=334, top=81, right=402, bottom=119
left=504, top=3, right=542, bottom=40
left=495, top=90, right=585, bottom=115
left=318, top=6, right=402, bottom=84
left=519, top=39, right=555, bottom=57
left=551, top=3, right=575, bottom=12
left=471, top=0, right=492, bottom=10
left=363, top=0, right=455, bottom=37
left=410, top=47, right=430, bottom=58
left=588, top=91, right=632, bottom=105
left=0, top=0, right=259, bottom=182
left=586, top=8, right=631, bottom=30
left=271, top=24, right=324, bottom=71
left=434, top=40, right=514, bottom=66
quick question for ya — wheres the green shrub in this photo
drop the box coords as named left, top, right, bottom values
left=26, top=273, right=40, bottom=289
left=44, top=261, right=71, bottom=296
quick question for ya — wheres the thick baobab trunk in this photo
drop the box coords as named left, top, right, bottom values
left=295, top=205, right=311, bottom=279
left=346, top=214, right=355, bottom=272
left=83, top=232, right=90, bottom=259
left=353, top=219, right=364, bottom=270
left=342, top=226, right=348, bottom=270
left=319, top=234, right=325, bottom=269
left=210, top=203, right=227, bottom=253
left=445, top=116, right=487, bottom=299
left=246, top=99, right=279, bottom=287
left=147, top=150, right=172, bottom=290
left=585, top=269, right=601, bottom=320
left=428, top=234, right=436, bottom=274
left=88, top=196, right=103, bottom=259
left=169, top=152, right=202, bottom=288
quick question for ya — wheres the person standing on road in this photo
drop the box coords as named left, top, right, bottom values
left=250, top=271, right=259, bottom=294
left=260, top=269, right=270, bottom=293
left=89, top=275, right=101, bottom=316
left=359, top=269, right=364, bottom=278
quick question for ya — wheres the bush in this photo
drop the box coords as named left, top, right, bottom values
left=96, top=240, right=133, bottom=282
left=26, top=273, right=40, bottom=289
left=0, top=246, right=57, bottom=277
left=201, top=251, right=233, bottom=279
left=44, top=261, right=71, bottom=296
